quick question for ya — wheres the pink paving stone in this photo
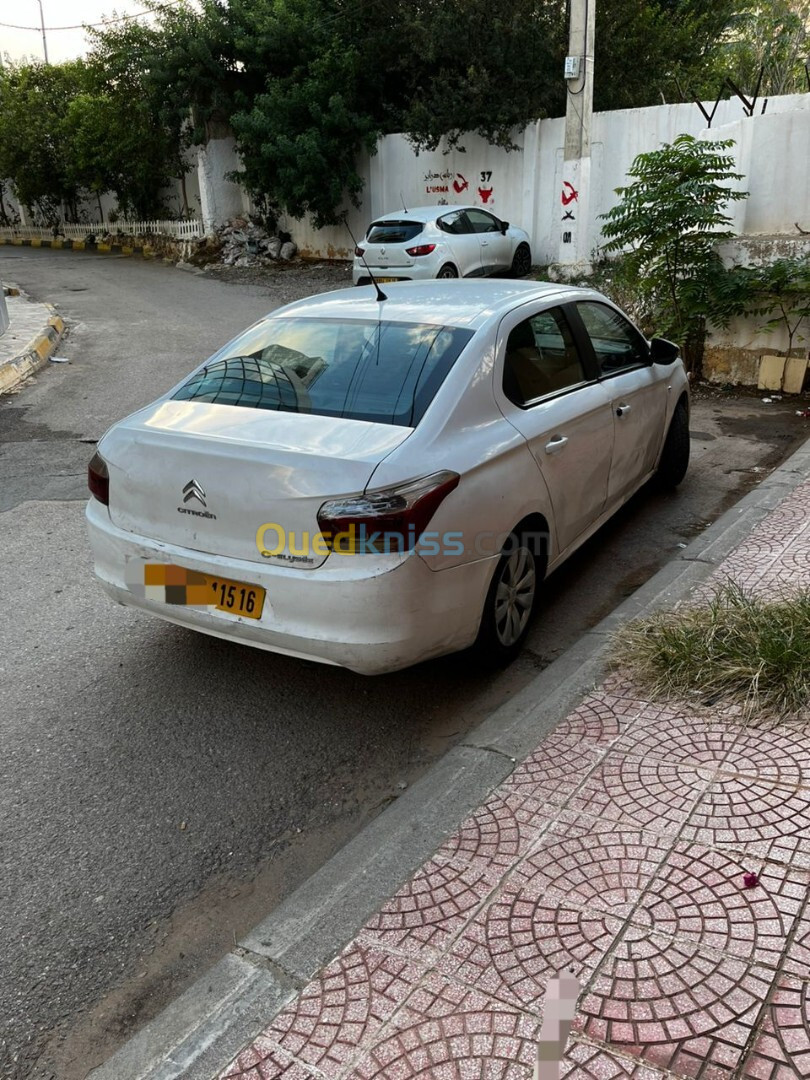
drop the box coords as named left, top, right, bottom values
left=720, top=725, right=810, bottom=789
left=508, top=813, right=673, bottom=919
left=741, top=977, right=810, bottom=1079
left=782, top=900, right=810, bottom=978
left=440, top=881, right=625, bottom=1009
left=542, top=686, right=644, bottom=747
left=578, top=928, right=775, bottom=1078
left=636, top=842, right=804, bottom=967
left=360, top=855, right=500, bottom=961
left=561, top=1037, right=668, bottom=1077
left=436, top=792, right=556, bottom=872
left=566, top=754, right=712, bottom=836
left=218, top=1036, right=320, bottom=1080
left=498, top=731, right=603, bottom=807
left=680, top=775, right=810, bottom=868
left=350, top=970, right=540, bottom=1079
left=243, top=942, right=427, bottom=1075
left=610, top=709, right=743, bottom=771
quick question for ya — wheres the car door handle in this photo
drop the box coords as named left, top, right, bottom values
left=616, top=404, right=632, bottom=417
left=481, top=239, right=489, bottom=246
left=544, top=435, right=568, bottom=454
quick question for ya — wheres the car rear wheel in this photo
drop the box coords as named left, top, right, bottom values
left=473, top=532, right=541, bottom=665
left=510, top=242, right=532, bottom=278
left=437, top=263, right=459, bottom=279
left=658, top=401, right=690, bottom=488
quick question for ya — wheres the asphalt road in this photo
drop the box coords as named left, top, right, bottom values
left=1, top=248, right=807, bottom=1080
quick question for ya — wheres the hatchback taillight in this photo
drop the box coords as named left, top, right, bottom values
left=317, top=471, right=460, bottom=554
left=405, top=244, right=437, bottom=257
left=354, top=246, right=365, bottom=257
left=88, top=451, right=109, bottom=505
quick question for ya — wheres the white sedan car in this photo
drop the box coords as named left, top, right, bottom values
left=352, top=206, right=532, bottom=284
left=87, top=281, right=689, bottom=675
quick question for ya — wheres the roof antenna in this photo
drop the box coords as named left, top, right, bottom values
left=400, top=191, right=408, bottom=213
left=345, top=219, right=387, bottom=303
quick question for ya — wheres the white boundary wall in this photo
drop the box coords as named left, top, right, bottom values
left=282, top=94, right=810, bottom=262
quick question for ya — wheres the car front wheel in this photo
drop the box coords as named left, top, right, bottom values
left=658, top=401, right=690, bottom=488
left=510, top=242, right=532, bottom=278
left=474, top=533, right=540, bottom=665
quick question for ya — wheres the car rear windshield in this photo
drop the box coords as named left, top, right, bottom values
left=172, top=317, right=473, bottom=427
left=366, top=220, right=424, bottom=244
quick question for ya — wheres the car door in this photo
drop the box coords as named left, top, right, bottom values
left=494, top=304, right=615, bottom=555
left=569, top=300, right=669, bottom=506
left=436, top=209, right=482, bottom=277
left=466, top=208, right=512, bottom=274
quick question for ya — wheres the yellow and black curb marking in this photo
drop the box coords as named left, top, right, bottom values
left=0, top=237, right=155, bottom=259
left=0, top=307, right=66, bottom=395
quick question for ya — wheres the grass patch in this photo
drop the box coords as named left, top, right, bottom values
left=613, top=584, right=810, bottom=719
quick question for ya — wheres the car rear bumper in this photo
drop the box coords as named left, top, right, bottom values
left=86, top=499, right=494, bottom=675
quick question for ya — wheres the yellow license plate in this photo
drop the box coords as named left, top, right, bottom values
left=375, top=276, right=399, bottom=283
left=144, top=565, right=265, bottom=620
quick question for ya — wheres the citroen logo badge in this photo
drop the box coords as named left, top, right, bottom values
left=182, top=479, right=206, bottom=507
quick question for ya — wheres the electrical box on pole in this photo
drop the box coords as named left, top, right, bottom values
left=564, top=55, right=581, bottom=80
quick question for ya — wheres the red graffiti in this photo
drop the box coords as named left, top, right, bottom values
left=561, top=181, right=579, bottom=206
left=478, top=187, right=493, bottom=204
left=453, top=173, right=469, bottom=194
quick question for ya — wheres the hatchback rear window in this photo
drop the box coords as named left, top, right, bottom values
left=366, top=221, right=424, bottom=244
left=172, top=318, right=473, bottom=427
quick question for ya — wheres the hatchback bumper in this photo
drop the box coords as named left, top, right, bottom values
left=86, top=499, right=494, bottom=675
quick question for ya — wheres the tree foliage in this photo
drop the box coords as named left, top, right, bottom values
left=600, top=135, right=750, bottom=375
left=723, top=0, right=810, bottom=97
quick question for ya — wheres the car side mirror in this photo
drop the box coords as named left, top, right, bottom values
left=500, top=221, right=509, bottom=233
left=649, top=337, right=680, bottom=364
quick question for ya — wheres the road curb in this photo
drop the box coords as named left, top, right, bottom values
left=0, top=303, right=66, bottom=395
left=0, top=236, right=155, bottom=259
left=88, top=435, right=810, bottom=1080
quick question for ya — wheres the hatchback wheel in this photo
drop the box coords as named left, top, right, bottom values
left=658, top=401, right=690, bottom=488
left=437, top=263, right=459, bottom=279
left=474, top=533, right=540, bottom=665
left=510, top=242, right=532, bottom=278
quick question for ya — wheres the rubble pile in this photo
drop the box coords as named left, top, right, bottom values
left=216, top=218, right=298, bottom=267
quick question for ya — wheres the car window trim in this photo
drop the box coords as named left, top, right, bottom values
left=564, top=300, right=651, bottom=379
left=512, top=377, right=596, bottom=410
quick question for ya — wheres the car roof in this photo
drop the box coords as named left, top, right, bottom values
left=267, top=280, right=594, bottom=331
left=368, top=205, right=494, bottom=224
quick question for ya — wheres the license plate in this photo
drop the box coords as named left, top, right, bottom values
left=143, top=565, right=265, bottom=620
left=375, top=276, right=399, bottom=283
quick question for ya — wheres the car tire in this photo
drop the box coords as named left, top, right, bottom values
left=510, top=242, right=532, bottom=278
left=473, top=531, right=542, bottom=666
left=658, top=401, right=690, bottom=488
left=437, top=263, right=459, bottom=279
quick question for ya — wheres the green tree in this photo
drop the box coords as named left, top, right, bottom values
left=749, top=255, right=810, bottom=356
left=0, top=61, right=88, bottom=222
left=600, top=134, right=750, bottom=376
left=723, top=0, right=810, bottom=97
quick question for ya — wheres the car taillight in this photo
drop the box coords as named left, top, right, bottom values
left=354, top=246, right=365, bottom=257
left=405, top=244, right=437, bottom=257
left=317, top=471, right=459, bottom=554
left=88, top=451, right=109, bottom=505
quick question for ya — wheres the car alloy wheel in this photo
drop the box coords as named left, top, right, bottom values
left=437, top=264, right=459, bottom=279
left=510, top=242, right=532, bottom=278
left=492, top=543, right=536, bottom=647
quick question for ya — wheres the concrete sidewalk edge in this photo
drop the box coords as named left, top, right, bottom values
left=88, top=436, right=810, bottom=1080
left=0, top=299, right=66, bottom=395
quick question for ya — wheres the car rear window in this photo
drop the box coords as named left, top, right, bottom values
left=172, top=318, right=473, bottom=427
left=366, top=220, right=424, bottom=244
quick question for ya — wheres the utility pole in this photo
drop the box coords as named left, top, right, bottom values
left=37, top=0, right=50, bottom=64
left=556, top=0, right=595, bottom=274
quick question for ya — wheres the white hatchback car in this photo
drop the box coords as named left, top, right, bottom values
left=352, top=206, right=532, bottom=284
left=87, top=281, right=689, bottom=675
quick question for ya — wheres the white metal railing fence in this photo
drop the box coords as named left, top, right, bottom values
left=0, top=218, right=204, bottom=241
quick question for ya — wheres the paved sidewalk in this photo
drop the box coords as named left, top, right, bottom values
left=219, top=476, right=810, bottom=1080
left=0, top=287, right=65, bottom=393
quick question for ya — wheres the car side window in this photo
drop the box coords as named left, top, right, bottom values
left=576, top=302, right=650, bottom=375
left=437, top=210, right=471, bottom=235
left=503, top=307, right=585, bottom=406
left=465, top=209, right=501, bottom=234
